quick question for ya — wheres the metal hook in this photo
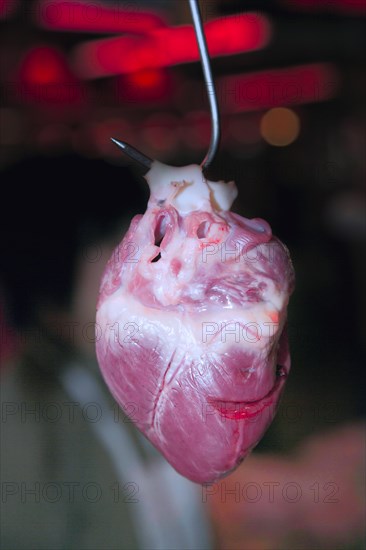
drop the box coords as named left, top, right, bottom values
left=188, top=0, right=220, bottom=170
left=111, top=0, right=220, bottom=172
left=110, top=138, right=152, bottom=169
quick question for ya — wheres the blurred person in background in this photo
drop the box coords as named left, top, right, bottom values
left=0, top=154, right=213, bottom=550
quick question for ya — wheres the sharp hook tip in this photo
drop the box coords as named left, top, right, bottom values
left=111, top=137, right=124, bottom=148
left=110, top=138, right=153, bottom=170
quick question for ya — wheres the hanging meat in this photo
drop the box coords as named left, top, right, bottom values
left=96, top=162, right=295, bottom=483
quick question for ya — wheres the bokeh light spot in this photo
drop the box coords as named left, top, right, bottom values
left=260, top=107, right=300, bottom=146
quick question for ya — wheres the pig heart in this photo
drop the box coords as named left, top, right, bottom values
left=96, top=162, right=295, bottom=483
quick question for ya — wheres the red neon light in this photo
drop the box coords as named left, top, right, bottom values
left=36, top=0, right=166, bottom=33
left=73, top=13, right=271, bottom=79
left=20, top=46, right=72, bottom=84
left=217, top=63, right=339, bottom=112
left=128, top=70, right=165, bottom=89
left=116, top=69, right=173, bottom=102
left=21, top=49, right=68, bottom=85
left=17, top=46, right=83, bottom=105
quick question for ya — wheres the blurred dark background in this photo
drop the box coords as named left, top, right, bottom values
left=1, top=0, right=365, bottom=548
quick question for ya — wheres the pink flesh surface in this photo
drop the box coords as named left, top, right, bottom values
left=96, top=163, right=294, bottom=483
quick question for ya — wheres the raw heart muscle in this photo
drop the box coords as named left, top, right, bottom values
left=96, top=162, right=295, bottom=483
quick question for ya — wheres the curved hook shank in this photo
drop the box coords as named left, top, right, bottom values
left=111, top=1, right=220, bottom=172
left=189, top=0, right=220, bottom=171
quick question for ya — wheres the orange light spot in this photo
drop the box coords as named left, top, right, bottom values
left=268, top=311, right=279, bottom=323
left=260, top=108, right=300, bottom=147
